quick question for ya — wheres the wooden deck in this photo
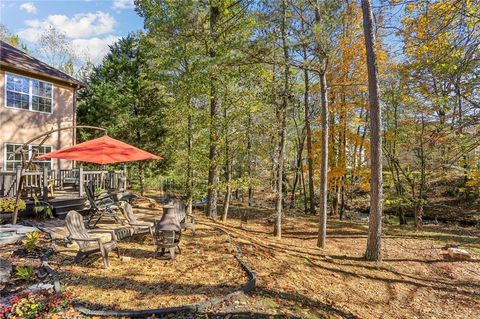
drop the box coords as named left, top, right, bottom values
left=1, top=167, right=127, bottom=199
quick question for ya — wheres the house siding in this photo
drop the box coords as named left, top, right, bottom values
left=0, top=69, right=75, bottom=171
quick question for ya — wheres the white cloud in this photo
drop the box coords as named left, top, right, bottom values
left=19, top=11, right=115, bottom=42
left=20, top=2, right=37, bottom=14
left=72, top=35, right=120, bottom=64
left=112, top=0, right=134, bottom=10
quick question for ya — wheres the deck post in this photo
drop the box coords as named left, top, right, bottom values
left=42, top=167, right=48, bottom=201
left=79, top=165, right=84, bottom=197
left=123, top=164, right=127, bottom=191
left=59, top=168, right=63, bottom=190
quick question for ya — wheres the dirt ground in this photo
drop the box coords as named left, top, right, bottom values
left=50, top=224, right=247, bottom=310
left=37, top=200, right=480, bottom=318
left=201, top=205, right=480, bottom=319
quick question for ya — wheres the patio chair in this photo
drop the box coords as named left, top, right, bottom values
left=65, top=210, right=121, bottom=268
left=118, top=201, right=153, bottom=237
left=85, top=180, right=123, bottom=228
left=171, top=199, right=196, bottom=235
left=153, top=228, right=181, bottom=260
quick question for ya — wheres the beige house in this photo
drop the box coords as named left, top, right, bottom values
left=0, top=40, right=85, bottom=172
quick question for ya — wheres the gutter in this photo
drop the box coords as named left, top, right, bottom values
left=0, top=62, right=86, bottom=88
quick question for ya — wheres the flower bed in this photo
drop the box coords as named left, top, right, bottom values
left=0, top=289, right=76, bottom=319
left=0, top=231, right=51, bottom=297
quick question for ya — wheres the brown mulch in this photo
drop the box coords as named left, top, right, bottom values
left=49, top=224, right=247, bottom=311
left=0, top=233, right=51, bottom=296
left=198, top=205, right=480, bottom=319
left=11, top=199, right=479, bottom=319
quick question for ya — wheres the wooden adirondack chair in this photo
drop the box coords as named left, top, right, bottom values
left=65, top=210, right=121, bottom=268
left=119, top=202, right=153, bottom=237
left=171, top=199, right=196, bottom=235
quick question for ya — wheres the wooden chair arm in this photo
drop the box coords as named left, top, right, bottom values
left=129, top=222, right=152, bottom=227
left=70, top=237, right=102, bottom=243
left=71, top=237, right=105, bottom=252
left=88, top=229, right=118, bottom=241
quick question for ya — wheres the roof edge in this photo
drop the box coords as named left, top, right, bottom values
left=0, top=61, right=86, bottom=88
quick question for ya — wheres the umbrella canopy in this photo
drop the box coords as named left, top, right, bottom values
left=34, top=135, right=161, bottom=164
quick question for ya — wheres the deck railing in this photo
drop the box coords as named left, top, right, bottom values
left=0, top=166, right=127, bottom=199
left=0, top=172, right=16, bottom=197
left=50, top=169, right=79, bottom=189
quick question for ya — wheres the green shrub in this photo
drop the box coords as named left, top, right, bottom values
left=0, top=198, right=26, bottom=213
left=32, top=196, right=53, bottom=220
left=94, top=187, right=108, bottom=198
left=15, top=266, right=34, bottom=280
left=21, top=231, right=39, bottom=252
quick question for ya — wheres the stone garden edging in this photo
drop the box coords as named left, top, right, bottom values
left=37, top=225, right=62, bottom=293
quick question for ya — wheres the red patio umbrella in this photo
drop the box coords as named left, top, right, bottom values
left=34, top=135, right=161, bottom=164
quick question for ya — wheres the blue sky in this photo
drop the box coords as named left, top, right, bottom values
left=0, top=0, right=144, bottom=63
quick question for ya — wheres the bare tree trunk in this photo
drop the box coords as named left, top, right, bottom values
left=274, top=0, right=290, bottom=238
left=330, top=98, right=338, bottom=217
left=186, top=113, right=193, bottom=214
left=362, top=0, right=383, bottom=262
left=317, top=69, right=329, bottom=248
left=314, top=0, right=329, bottom=248
left=222, top=141, right=232, bottom=222
left=207, top=4, right=220, bottom=219
left=301, top=14, right=316, bottom=216
left=415, top=113, right=426, bottom=230
left=301, top=162, right=308, bottom=213
left=290, top=113, right=306, bottom=209
left=339, top=94, right=347, bottom=219
left=290, top=135, right=305, bottom=209
left=247, top=113, right=253, bottom=206
left=138, top=162, right=145, bottom=196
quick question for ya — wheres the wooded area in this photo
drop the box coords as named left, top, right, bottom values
left=72, top=0, right=480, bottom=261
left=1, top=0, right=479, bottom=317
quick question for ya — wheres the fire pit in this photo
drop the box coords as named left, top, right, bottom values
left=153, top=205, right=181, bottom=259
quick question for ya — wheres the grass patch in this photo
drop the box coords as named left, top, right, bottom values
left=262, top=297, right=279, bottom=309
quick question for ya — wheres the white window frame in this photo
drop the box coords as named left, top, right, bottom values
left=4, top=72, right=54, bottom=114
left=3, top=143, right=53, bottom=172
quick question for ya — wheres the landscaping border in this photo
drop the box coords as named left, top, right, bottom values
left=41, top=247, right=61, bottom=293
left=64, top=222, right=257, bottom=317
left=22, top=223, right=62, bottom=294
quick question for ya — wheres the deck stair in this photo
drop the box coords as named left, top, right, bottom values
left=49, top=197, right=88, bottom=218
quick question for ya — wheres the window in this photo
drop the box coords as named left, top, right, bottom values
left=31, top=145, right=53, bottom=170
left=4, top=143, right=52, bottom=171
left=4, top=144, right=22, bottom=171
left=5, top=73, right=53, bottom=113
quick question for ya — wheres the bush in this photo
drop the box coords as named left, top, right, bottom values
left=32, top=196, right=53, bottom=220
left=21, top=231, right=40, bottom=252
left=0, top=290, right=74, bottom=319
left=15, top=266, right=35, bottom=281
left=0, top=198, right=26, bottom=213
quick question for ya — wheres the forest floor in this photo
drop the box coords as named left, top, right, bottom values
left=195, top=204, right=480, bottom=319
left=33, top=199, right=480, bottom=319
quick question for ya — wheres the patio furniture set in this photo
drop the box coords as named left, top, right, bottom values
left=6, top=133, right=179, bottom=268
left=65, top=183, right=195, bottom=268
